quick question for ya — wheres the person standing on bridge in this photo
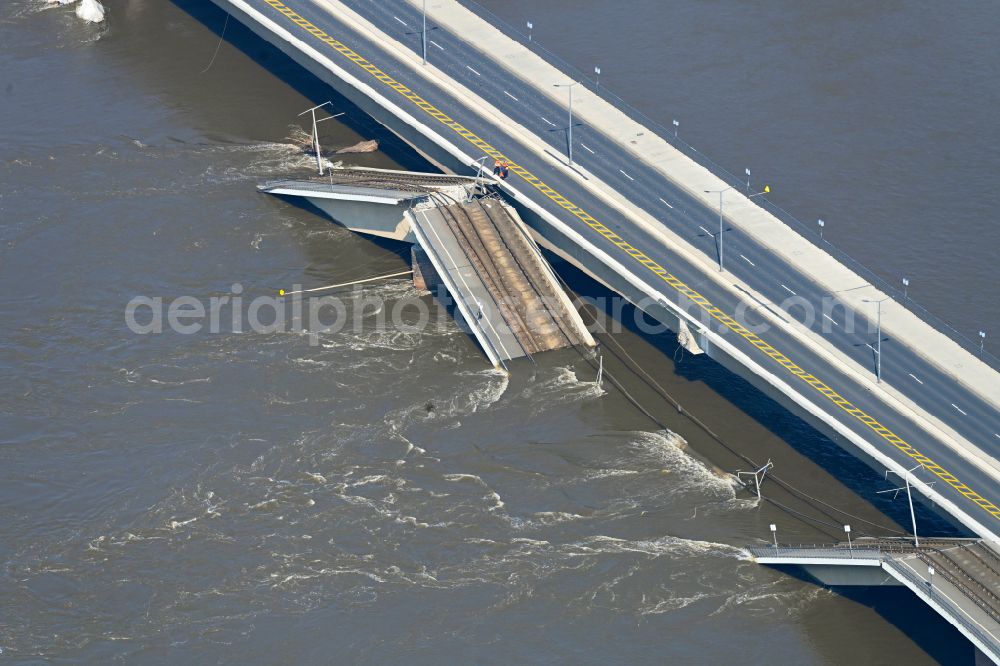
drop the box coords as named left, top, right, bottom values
left=493, top=158, right=503, bottom=177
left=500, top=160, right=510, bottom=180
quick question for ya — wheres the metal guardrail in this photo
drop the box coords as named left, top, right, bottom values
left=453, top=0, right=999, bottom=371
left=884, top=557, right=1000, bottom=660
left=747, top=538, right=978, bottom=560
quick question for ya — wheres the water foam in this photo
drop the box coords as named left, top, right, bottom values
left=520, top=366, right=605, bottom=410
left=630, top=430, right=741, bottom=500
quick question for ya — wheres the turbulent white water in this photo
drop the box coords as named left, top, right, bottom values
left=75, top=0, right=103, bottom=23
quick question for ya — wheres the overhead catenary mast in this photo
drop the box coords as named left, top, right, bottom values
left=298, top=102, right=345, bottom=175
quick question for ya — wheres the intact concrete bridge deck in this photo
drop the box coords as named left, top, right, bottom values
left=213, top=0, right=1000, bottom=545
left=749, top=539, right=1000, bottom=663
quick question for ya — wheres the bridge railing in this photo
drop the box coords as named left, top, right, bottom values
left=884, top=557, right=1000, bottom=658
left=747, top=538, right=980, bottom=561
left=453, top=0, right=999, bottom=371
left=745, top=545, right=881, bottom=561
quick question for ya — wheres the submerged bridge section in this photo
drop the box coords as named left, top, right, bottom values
left=749, top=539, right=1000, bottom=663
left=260, top=167, right=595, bottom=367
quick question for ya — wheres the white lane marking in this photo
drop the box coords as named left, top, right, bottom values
left=780, top=284, right=796, bottom=295
left=580, top=142, right=595, bottom=154
left=393, top=16, right=408, bottom=27
left=619, top=169, right=635, bottom=181
left=466, top=65, right=481, bottom=76
left=995, top=433, right=1000, bottom=440
left=908, top=373, right=924, bottom=385
left=658, top=197, right=674, bottom=209
left=952, top=403, right=968, bottom=416
left=822, top=313, right=838, bottom=326
left=699, top=226, right=714, bottom=236
left=740, top=254, right=756, bottom=267
left=541, top=116, right=556, bottom=126
left=430, top=40, right=444, bottom=50
left=503, top=90, right=519, bottom=101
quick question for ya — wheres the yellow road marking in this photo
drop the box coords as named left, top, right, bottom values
left=263, top=0, right=1000, bottom=520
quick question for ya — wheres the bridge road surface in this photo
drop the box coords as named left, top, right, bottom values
left=234, top=0, right=1000, bottom=537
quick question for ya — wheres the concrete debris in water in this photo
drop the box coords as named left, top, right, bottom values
left=335, top=139, right=379, bottom=154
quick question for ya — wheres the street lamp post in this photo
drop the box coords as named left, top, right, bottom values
left=553, top=81, right=581, bottom=165
left=526, top=20, right=533, bottom=42
left=844, top=525, right=853, bottom=558
left=672, top=119, right=679, bottom=139
left=594, top=66, right=601, bottom=88
left=980, top=331, right=987, bottom=358
left=769, top=523, right=778, bottom=551
left=704, top=184, right=770, bottom=272
left=902, top=277, right=910, bottom=301
left=817, top=218, right=825, bottom=240
left=745, top=167, right=751, bottom=192
left=928, top=565, right=935, bottom=599
left=862, top=297, right=888, bottom=382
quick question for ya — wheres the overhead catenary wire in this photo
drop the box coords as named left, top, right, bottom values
left=201, top=12, right=230, bottom=74
left=278, top=270, right=413, bottom=296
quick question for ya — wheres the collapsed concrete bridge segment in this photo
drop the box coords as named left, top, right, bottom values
left=260, top=167, right=595, bottom=368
